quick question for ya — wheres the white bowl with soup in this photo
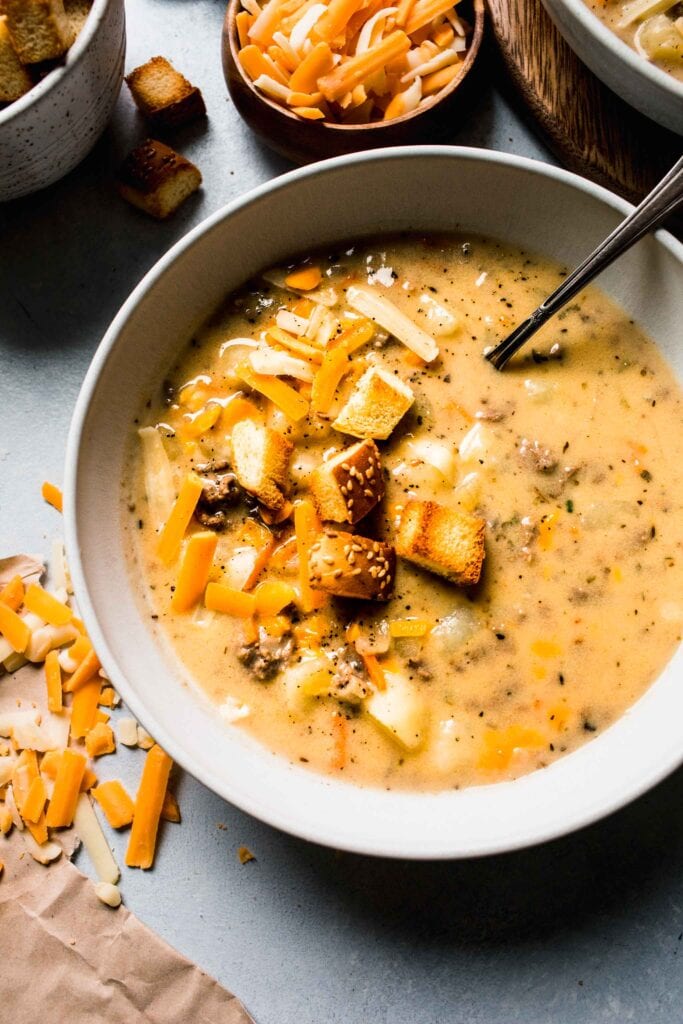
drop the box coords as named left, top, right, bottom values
left=541, top=0, right=683, bottom=135
left=65, top=148, right=683, bottom=858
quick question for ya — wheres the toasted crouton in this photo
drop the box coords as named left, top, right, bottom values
left=125, top=56, right=206, bottom=129
left=231, top=419, right=293, bottom=511
left=63, top=0, right=91, bottom=37
left=332, top=366, right=414, bottom=440
left=0, top=16, right=32, bottom=101
left=2, top=0, right=73, bottom=63
left=395, top=500, right=485, bottom=586
left=117, top=139, right=202, bottom=219
left=310, top=439, right=384, bottom=525
left=309, top=531, right=395, bottom=601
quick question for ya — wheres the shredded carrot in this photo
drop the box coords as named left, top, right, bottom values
left=0, top=575, right=24, bottom=611
left=531, top=639, right=562, bottom=659
left=294, top=499, right=326, bottom=613
left=242, top=616, right=260, bottom=644
left=44, top=650, right=63, bottom=713
left=24, top=583, right=72, bottom=627
left=362, top=652, right=387, bottom=691
left=160, top=788, right=181, bottom=823
left=41, top=481, right=63, bottom=512
left=285, top=266, right=322, bottom=291
left=22, top=776, right=47, bottom=823
left=0, top=602, right=29, bottom=653
left=478, top=726, right=545, bottom=772
left=205, top=582, right=257, bottom=617
left=171, top=531, right=218, bottom=613
left=70, top=677, right=102, bottom=740
left=318, top=30, right=410, bottom=102
left=236, top=362, right=310, bottom=421
left=85, top=722, right=116, bottom=758
left=157, top=472, right=205, bottom=565
left=125, top=744, right=173, bottom=869
left=63, top=647, right=101, bottom=694
left=92, top=779, right=135, bottom=829
left=45, top=749, right=87, bottom=828
left=345, top=621, right=361, bottom=642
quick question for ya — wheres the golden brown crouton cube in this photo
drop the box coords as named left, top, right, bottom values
left=117, top=139, right=202, bottom=220
left=63, top=0, right=91, bottom=38
left=309, top=531, right=395, bottom=601
left=0, top=16, right=32, bottom=101
left=231, top=419, right=293, bottom=511
left=2, top=0, right=73, bottom=63
left=395, top=500, right=485, bottom=586
left=332, top=366, right=414, bottom=440
left=310, top=439, right=384, bottom=525
left=125, top=55, right=206, bottom=129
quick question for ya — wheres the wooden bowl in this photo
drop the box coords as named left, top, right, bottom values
left=222, top=0, right=485, bottom=164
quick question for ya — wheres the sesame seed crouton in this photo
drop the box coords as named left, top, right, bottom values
left=0, top=16, right=32, bottom=101
left=231, top=419, right=293, bottom=511
left=309, top=531, right=395, bottom=601
left=117, top=139, right=202, bottom=220
left=310, top=439, right=385, bottom=525
left=125, top=56, right=206, bottom=129
left=332, top=365, right=414, bottom=440
left=1, top=0, right=73, bottom=63
left=395, top=500, right=485, bottom=586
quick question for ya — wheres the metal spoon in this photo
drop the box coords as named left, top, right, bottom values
left=485, top=155, right=683, bottom=371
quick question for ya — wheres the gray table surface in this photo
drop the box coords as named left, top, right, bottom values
left=3, top=2, right=683, bottom=1022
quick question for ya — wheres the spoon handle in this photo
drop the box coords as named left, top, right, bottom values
left=486, top=155, right=683, bottom=371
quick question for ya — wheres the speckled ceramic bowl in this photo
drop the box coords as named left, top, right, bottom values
left=0, top=0, right=125, bottom=202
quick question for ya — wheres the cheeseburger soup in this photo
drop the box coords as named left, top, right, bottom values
left=125, top=234, right=683, bottom=791
left=583, top=0, right=683, bottom=81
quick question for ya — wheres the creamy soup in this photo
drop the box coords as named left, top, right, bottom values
left=583, top=0, right=683, bottom=81
left=125, top=234, right=683, bottom=791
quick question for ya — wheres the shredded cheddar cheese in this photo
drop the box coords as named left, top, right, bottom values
left=236, top=0, right=471, bottom=123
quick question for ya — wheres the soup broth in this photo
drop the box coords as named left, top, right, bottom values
left=125, top=234, right=683, bottom=791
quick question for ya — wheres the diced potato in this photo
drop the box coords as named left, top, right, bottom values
left=366, top=671, right=425, bottom=750
left=431, top=717, right=476, bottom=774
left=405, top=439, right=457, bottom=483
left=283, top=656, right=335, bottom=711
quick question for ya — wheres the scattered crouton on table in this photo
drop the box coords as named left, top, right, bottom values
left=125, top=55, right=206, bottom=129
left=117, top=138, right=202, bottom=220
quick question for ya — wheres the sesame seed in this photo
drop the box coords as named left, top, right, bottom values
left=352, top=568, right=362, bottom=576
left=323, top=555, right=335, bottom=565
left=364, top=489, right=374, bottom=497
left=333, top=568, right=343, bottom=578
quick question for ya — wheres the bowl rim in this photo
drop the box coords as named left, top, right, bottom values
left=544, top=0, right=683, bottom=103
left=0, top=0, right=116, bottom=127
left=65, top=146, right=683, bottom=859
left=223, top=0, right=485, bottom=132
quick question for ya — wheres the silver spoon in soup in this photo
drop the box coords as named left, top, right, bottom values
left=486, top=154, right=683, bottom=371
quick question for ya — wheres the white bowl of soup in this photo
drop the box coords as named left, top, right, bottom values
left=65, top=148, right=683, bottom=858
left=541, top=0, right=683, bottom=135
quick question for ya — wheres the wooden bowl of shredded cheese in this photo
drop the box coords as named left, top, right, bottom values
left=222, top=0, right=485, bottom=162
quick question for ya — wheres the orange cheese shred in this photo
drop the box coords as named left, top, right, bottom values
left=284, top=266, right=323, bottom=291
left=41, top=481, right=63, bottom=512
left=318, top=30, right=410, bottom=102
left=92, top=779, right=135, bottom=829
left=236, top=362, right=310, bottom=422
left=125, top=744, right=173, bottom=869
left=85, top=722, right=116, bottom=758
left=293, top=499, right=327, bottom=613
left=45, top=749, right=87, bottom=828
left=171, top=531, right=218, bottom=613
left=63, top=647, right=101, bottom=694
left=157, top=472, right=205, bottom=565
left=0, top=575, right=25, bottom=612
left=0, top=602, right=30, bottom=653
left=70, top=677, right=102, bottom=740
left=160, top=788, right=181, bottom=823
left=205, top=582, right=257, bottom=617
left=24, top=583, right=73, bottom=627
left=44, top=649, right=63, bottom=713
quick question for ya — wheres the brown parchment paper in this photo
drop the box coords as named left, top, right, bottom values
left=0, top=556, right=254, bottom=1024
